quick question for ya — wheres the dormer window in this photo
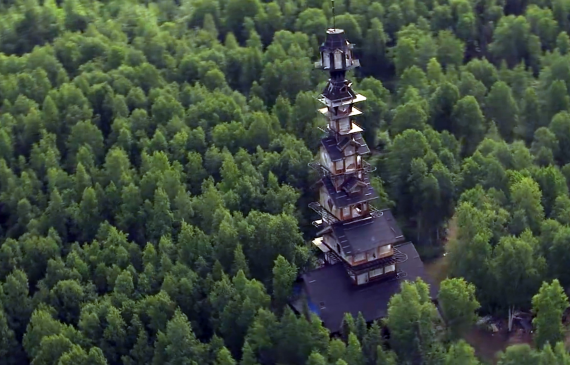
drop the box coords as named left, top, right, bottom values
left=355, top=203, right=363, bottom=214
left=334, top=160, right=343, bottom=173
left=339, top=118, right=350, bottom=132
left=323, top=52, right=331, bottom=69
left=334, top=50, right=343, bottom=69
left=338, top=105, right=350, bottom=116
left=379, top=245, right=392, bottom=255
left=346, top=155, right=356, bottom=170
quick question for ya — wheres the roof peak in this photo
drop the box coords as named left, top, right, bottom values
left=327, top=28, right=345, bottom=35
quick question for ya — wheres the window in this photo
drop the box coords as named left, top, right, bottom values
left=357, top=273, right=368, bottom=285
left=334, top=51, right=343, bottom=69
left=354, top=253, right=365, bottom=262
left=339, top=118, right=349, bottom=131
left=367, top=251, right=377, bottom=261
left=335, top=160, right=343, bottom=172
left=355, top=203, right=363, bottom=214
left=324, top=53, right=331, bottom=69
left=346, top=155, right=355, bottom=171
left=342, top=206, right=350, bottom=218
left=385, top=264, right=395, bottom=273
left=379, top=244, right=391, bottom=255
left=370, top=268, right=383, bottom=277
left=353, top=204, right=363, bottom=218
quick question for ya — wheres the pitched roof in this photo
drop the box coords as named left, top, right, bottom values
left=298, top=242, right=438, bottom=333
left=321, top=134, right=370, bottom=162
left=340, top=176, right=367, bottom=194
left=330, top=210, right=405, bottom=255
left=322, top=79, right=358, bottom=101
left=320, top=28, right=351, bottom=53
left=320, top=175, right=378, bottom=208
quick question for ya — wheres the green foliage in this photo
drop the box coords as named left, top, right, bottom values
left=438, top=278, right=480, bottom=337
left=271, top=255, right=296, bottom=310
left=386, top=279, right=443, bottom=364
left=445, top=340, right=481, bottom=365
left=2, top=0, right=570, bottom=363
left=532, top=279, right=569, bottom=348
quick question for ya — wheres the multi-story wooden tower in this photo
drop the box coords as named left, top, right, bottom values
left=291, top=27, right=436, bottom=333
left=309, top=28, right=408, bottom=286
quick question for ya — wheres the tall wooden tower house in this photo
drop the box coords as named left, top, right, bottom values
left=292, top=28, right=436, bottom=333
left=309, top=28, right=407, bottom=285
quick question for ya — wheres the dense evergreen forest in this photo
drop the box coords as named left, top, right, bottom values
left=5, top=0, right=570, bottom=363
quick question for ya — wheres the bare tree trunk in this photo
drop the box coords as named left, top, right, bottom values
left=508, top=306, right=514, bottom=332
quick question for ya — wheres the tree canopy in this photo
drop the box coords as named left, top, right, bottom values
left=3, top=0, right=570, bottom=363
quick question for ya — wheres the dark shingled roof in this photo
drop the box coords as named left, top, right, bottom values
left=331, top=210, right=405, bottom=255
left=321, top=175, right=378, bottom=208
left=320, top=28, right=351, bottom=53
left=321, top=134, right=370, bottom=162
left=322, top=79, right=358, bottom=101
left=299, top=242, right=438, bottom=333
left=340, top=176, right=364, bottom=193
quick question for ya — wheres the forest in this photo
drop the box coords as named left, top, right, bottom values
left=3, top=0, right=570, bottom=363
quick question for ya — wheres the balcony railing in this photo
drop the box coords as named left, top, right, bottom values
left=392, top=246, right=409, bottom=264
left=325, top=249, right=343, bottom=265
left=362, top=160, right=376, bottom=173
left=308, top=161, right=330, bottom=177
left=308, top=160, right=375, bottom=177
left=369, top=205, right=384, bottom=218
left=308, top=202, right=339, bottom=225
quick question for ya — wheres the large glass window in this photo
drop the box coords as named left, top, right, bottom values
left=346, top=155, right=356, bottom=171
left=354, top=253, right=365, bottom=262
left=324, top=53, right=331, bottom=69
left=335, top=160, right=343, bottom=172
left=370, top=268, right=383, bottom=277
left=334, top=51, right=343, bottom=69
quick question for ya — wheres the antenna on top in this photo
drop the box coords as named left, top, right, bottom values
left=332, top=0, right=335, bottom=29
